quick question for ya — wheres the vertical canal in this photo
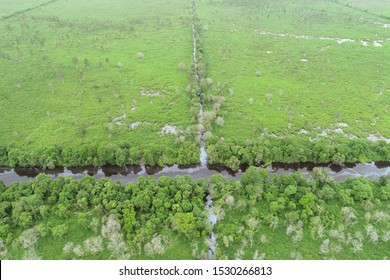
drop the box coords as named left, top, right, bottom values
left=191, top=2, right=208, bottom=167
left=191, top=1, right=215, bottom=258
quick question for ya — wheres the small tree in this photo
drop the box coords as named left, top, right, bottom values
left=84, top=58, right=90, bottom=68
left=137, top=52, right=144, bottom=60
left=178, top=62, right=185, bottom=71
left=72, top=56, right=79, bottom=69
left=215, top=116, right=224, bottom=126
left=52, top=224, right=69, bottom=238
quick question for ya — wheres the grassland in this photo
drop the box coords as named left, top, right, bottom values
left=0, top=0, right=53, bottom=18
left=196, top=0, right=390, bottom=167
left=0, top=0, right=200, bottom=167
left=335, top=0, right=390, bottom=18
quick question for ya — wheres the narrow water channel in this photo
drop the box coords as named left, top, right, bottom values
left=191, top=2, right=208, bottom=167
left=191, top=1, right=214, bottom=257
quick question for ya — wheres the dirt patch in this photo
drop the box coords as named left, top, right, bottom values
left=130, top=121, right=150, bottom=129
left=160, top=125, right=178, bottom=135
left=113, top=113, right=126, bottom=125
left=256, top=30, right=355, bottom=44
left=367, top=134, right=390, bottom=144
left=140, top=87, right=167, bottom=97
left=374, top=22, right=390, bottom=28
left=337, top=122, right=349, bottom=127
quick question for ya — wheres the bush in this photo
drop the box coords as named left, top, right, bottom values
left=52, top=224, right=69, bottom=238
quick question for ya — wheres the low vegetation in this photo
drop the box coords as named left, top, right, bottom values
left=0, top=0, right=200, bottom=168
left=198, top=0, right=390, bottom=167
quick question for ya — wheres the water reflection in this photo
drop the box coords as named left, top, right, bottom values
left=0, top=161, right=389, bottom=186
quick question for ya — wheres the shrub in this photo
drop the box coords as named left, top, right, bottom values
left=178, top=62, right=185, bottom=71
left=83, top=236, right=104, bottom=255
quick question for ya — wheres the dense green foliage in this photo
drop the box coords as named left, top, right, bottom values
left=0, top=169, right=389, bottom=259
left=210, top=167, right=390, bottom=259
left=0, top=174, right=209, bottom=259
left=0, top=143, right=199, bottom=169
left=206, top=137, right=390, bottom=171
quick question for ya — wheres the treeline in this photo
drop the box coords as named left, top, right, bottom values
left=0, top=142, right=200, bottom=169
left=1, top=136, right=388, bottom=170
left=206, top=136, right=390, bottom=171
left=0, top=174, right=209, bottom=248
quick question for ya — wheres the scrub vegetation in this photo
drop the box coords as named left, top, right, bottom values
left=0, top=0, right=200, bottom=168
left=197, top=0, right=390, bottom=169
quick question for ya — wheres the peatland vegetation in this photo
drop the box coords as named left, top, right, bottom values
left=0, top=0, right=201, bottom=168
left=196, top=0, right=390, bottom=169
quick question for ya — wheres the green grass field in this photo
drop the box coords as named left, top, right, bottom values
left=0, top=0, right=51, bottom=18
left=1, top=0, right=389, bottom=168
left=0, top=0, right=200, bottom=166
left=336, top=0, right=390, bottom=18
left=198, top=0, right=390, bottom=143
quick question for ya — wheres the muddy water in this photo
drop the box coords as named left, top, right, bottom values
left=1, top=162, right=389, bottom=186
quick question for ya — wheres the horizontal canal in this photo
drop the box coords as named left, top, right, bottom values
left=0, top=162, right=389, bottom=186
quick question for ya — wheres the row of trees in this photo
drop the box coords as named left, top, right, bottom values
left=0, top=142, right=200, bottom=169
left=206, top=136, right=390, bottom=171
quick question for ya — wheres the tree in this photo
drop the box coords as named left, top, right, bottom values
left=137, top=52, right=144, bottom=60
left=84, top=58, right=90, bottom=68
left=299, top=193, right=316, bottom=216
left=215, top=116, right=224, bottom=126
left=381, top=184, right=390, bottom=200
left=240, top=166, right=264, bottom=187
left=312, top=167, right=333, bottom=185
left=284, top=185, right=297, bottom=197
left=172, top=212, right=196, bottom=238
left=178, top=62, right=185, bottom=71
left=123, top=207, right=137, bottom=239
left=52, top=224, right=68, bottom=238
left=352, top=180, right=373, bottom=201
left=71, top=56, right=79, bottom=69
left=226, top=156, right=240, bottom=171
